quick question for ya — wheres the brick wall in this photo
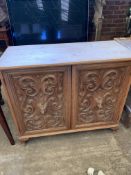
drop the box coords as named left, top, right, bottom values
left=101, top=0, right=131, bottom=40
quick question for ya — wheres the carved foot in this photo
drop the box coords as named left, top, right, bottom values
left=19, top=138, right=29, bottom=144
left=111, top=126, right=119, bottom=131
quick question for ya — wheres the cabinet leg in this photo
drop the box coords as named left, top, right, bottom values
left=111, top=126, right=119, bottom=131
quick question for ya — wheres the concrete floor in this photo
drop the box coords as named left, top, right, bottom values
left=0, top=103, right=131, bottom=175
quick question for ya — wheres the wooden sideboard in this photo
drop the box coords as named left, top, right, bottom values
left=0, top=41, right=131, bottom=142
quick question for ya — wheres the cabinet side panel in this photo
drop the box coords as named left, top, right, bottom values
left=0, top=72, right=22, bottom=135
left=113, top=66, right=131, bottom=123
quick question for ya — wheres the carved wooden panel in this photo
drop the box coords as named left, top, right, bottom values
left=5, top=67, right=71, bottom=133
left=72, top=65, right=127, bottom=128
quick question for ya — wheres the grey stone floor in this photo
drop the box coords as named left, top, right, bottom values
left=0, top=102, right=131, bottom=175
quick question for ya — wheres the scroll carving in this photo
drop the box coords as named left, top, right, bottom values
left=12, top=72, right=65, bottom=131
left=77, top=68, right=125, bottom=124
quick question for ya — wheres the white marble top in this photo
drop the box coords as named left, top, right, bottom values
left=0, top=40, right=131, bottom=70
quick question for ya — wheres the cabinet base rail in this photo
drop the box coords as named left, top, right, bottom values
left=19, top=123, right=119, bottom=143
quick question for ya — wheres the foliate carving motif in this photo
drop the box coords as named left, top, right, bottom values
left=12, top=72, right=65, bottom=131
left=77, top=68, right=125, bottom=124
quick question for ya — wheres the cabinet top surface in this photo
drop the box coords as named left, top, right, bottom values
left=0, top=40, right=131, bottom=70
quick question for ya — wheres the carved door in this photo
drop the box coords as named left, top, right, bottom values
left=72, top=64, right=129, bottom=129
left=4, top=66, right=71, bottom=135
